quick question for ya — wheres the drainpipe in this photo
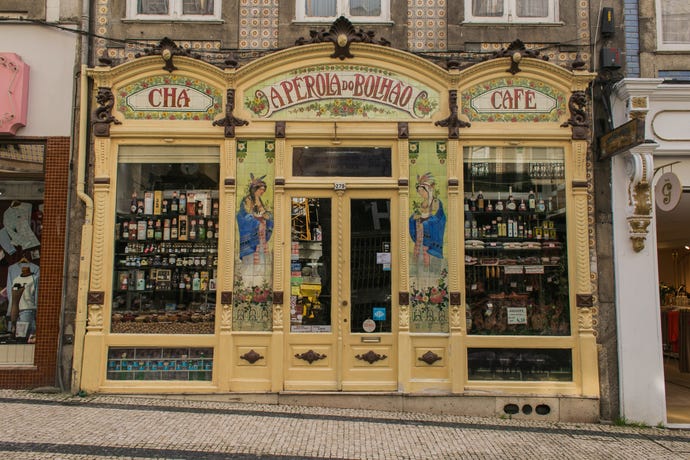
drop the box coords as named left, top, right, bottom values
left=70, top=64, right=94, bottom=393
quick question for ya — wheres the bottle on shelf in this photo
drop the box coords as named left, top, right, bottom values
left=179, top=192, right=187, bottom=215
left=197, top=218, right=206, bottom=240
left=536, top=197, right=546, bottom=213
left=171, top=191, right=179, bottom=214
left=495, top=192, right=504, bottom=212
left=130, top=192, right=138, bottom=214
left=477, top=191, right=484, bottom=211
left=146, top=218, right=155, bottom=240
left=506, top=186, right=516, bottom=211
left=518, top=199, right=527, bottom=212
left=528, top=189, right=536, bottom=211
left=170, top=217, right=179, bottom=240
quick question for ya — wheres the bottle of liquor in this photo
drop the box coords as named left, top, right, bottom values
left=536, top=198, right=546, bottom=213
left=179, top=192, right=187, bottom=215
left=146, top=218, right=155, bottom=240
left=197, top=218, right=206, bottom=240
left=121, top=221, right=130, bottom=240
left=189, top=218, right=197, bottom=241
left=161, top=198, right=169, bottom=215
left=171, top=191, right=179, bottom=214
left=130, top=192, right=138, bottom=214
left=464, top=196, right=469, bottom=212
left=129, top=218, right=137, bottom=241
left=154, top=218, right=163, bottom=241
left=506, top=186, right=516, bottom=211
left=485, top=199, right=493, bottom=212
left=476, top=191, right=484, bottom=211
left=170, top=217, right=179, bottom=240
left=518, top=199, right=527, bottom=212
left=163, top=218, right=171, bottom=241
left=528, top=189, right=536, bottom=211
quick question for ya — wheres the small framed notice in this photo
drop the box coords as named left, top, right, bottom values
left=507, top=307, right=528, bottom=325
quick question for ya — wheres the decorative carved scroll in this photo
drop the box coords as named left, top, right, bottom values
left=434, top=90, right=471, bottom=139
left=625, top=152, right=653, bottom=252
left=213, top=89, right=249, bottom=138
left=295, top=349, right=327, bottom=364
left=135, top=37, right=202, bottom=73
left=240, top=349, right=265, bottom=364
left=560, top=91, right=590, bottom=140
left=295, top=16, right=390, bottom=60
left=92, top=87, right=121, bottom=137
left=490, top=39, right=548, bottom=74
left=355, top=350, right=387, bottom=364
left=418, top=350, right=442, bottom=365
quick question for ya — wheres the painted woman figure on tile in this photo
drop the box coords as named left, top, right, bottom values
left=237, top=173, right=273, bottom=284
left=409, top=172, right=446, bottom=283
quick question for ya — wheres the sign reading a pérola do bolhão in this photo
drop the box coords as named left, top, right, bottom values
left=244, top=64, right=440, bottom=120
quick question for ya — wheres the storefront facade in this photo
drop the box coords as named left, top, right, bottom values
left=75, top=31, right=599, bottom=421
left=0, top=21, right=76, bottom=388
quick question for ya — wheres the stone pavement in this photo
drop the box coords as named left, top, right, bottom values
left=0, top=389, right=688, bottom=459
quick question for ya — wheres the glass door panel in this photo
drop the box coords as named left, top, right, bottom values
left=290, top=197, right=331, bottom=333
left=349, top=199, right=391, bottom=333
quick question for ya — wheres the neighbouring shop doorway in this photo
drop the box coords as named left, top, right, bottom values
left=0, top=141, right=45, bottom=365
left=656, top=189, right=690, bottom=425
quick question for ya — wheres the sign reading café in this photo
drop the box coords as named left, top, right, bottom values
left=244, top=65, right=440, bottom=120
left=462, top=77, right=566, bottom=123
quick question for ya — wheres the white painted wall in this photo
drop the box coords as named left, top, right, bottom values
left=0, top=24, right=79, bottom=137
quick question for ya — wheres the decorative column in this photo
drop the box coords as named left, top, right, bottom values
left=396, top=124, right=411, bottom=391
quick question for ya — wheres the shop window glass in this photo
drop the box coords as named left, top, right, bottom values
left=113, top=148, right=219, bottom=335
left=107, top=347, right=213, bottom=381
left=467, top=348, right=572, bottom=381
left=0, top=142, right=45, bottom=361
left=128, top=0, right=220, bottom=20
left=465, top=0, right=557, bottom=23
left=298, top=0, right=388, bottom=21
left=463, top=146, right=570, bottom=336
left=658, top=0, right=690, bottom=48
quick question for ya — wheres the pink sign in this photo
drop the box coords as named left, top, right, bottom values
left=0, top=53, right=30, bottom=135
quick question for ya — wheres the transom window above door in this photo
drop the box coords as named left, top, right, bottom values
left=126, top=0, right=221, bottom=20
left=464, top=0, right=558, bottom=23
left=296, top=0, right=391, bottom=22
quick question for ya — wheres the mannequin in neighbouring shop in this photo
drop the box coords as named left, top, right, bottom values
left=3, top=201, right=40, bottom=251
left=6, top=256, right=39, bottom=342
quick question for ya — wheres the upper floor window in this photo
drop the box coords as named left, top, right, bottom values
left=296, top=0, right=390, bottom=22
left=464, top=0, right=558, bottom=23
left=127, top=0, right=221, bottom=20
left=657, top=0, right=690, bottom=50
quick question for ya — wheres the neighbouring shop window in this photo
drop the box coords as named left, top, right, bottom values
left=464, top=0, right=558, bottom=23
left=107, top=347, right=213, bottom=381
left=658, top=0, right=690, bottom=49
left=127, top=0, right=220, bottom=20
left=409, top=141, right=448, bottom=333
left=113, top=147, right=219, bottom=334
left=467, top=348, right=572, bottom=381
left=296, top=0, right=389, bottom=22
left=292, top=147, right=392, bottom=177
left=233, top=140, right=275, bottom=331
left=0, top=142, right=44, bottom=356
left=464, top=146, right=570, bottom=336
